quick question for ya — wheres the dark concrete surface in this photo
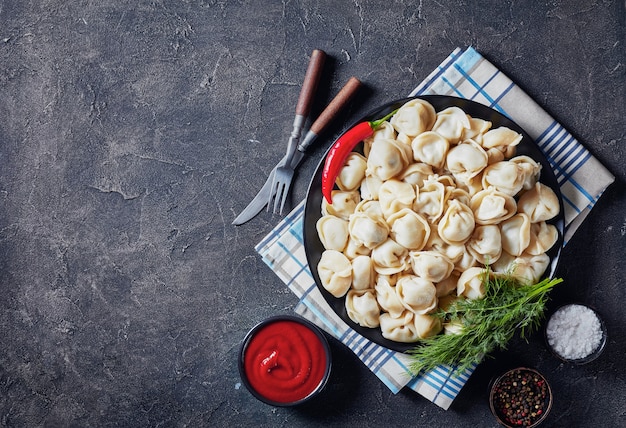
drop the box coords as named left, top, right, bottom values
left=0, top=1, right=624, bottom=427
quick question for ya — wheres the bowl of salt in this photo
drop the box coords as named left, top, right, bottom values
left=544, top=303, right=607, bottom=364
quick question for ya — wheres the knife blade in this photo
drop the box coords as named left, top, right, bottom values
left=232, top=163, right=280, bottom=226
left=232, top=76, right=362, bottom=225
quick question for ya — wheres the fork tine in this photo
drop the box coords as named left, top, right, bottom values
left=267, top=170, right=283, bottom=214
left=269, top=168, right=293, bottom=215
left=278, top=185, right=289, bottom=214
left=267, top=176, right=278, bottom=213
left=271, top=181, right=282, bottom=214
left=277, top=176, right=293, bottom=214
left=274, top=187, right=283, bottom=214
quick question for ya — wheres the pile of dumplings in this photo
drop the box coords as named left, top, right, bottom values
left=316, top=98, right=561, bottom=344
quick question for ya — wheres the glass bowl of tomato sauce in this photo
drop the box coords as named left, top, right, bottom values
left=238, top=315, right=332, bottom=406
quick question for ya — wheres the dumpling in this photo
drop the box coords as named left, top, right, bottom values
left=336, top=152, right=367, bottom=191
left=378, top=179, right=416, bottom=218
left=527, top=221, right=559, bottom=255
left=351, top=255, right=375, bottom=290
left=462, top=117, right=492, bottom=143
left=510, top=155, right=542, bottom=190
left=424, top=222, right=445, bottom=249
left=414, top=313, right=443, bottom=339
left=396, top=132, right=413, bottom=147
left=375, top=276, right=405, bottom=318
left=493, top=251, right=550, bottom=284
left=446, top=139, right=489, bottom=182
left=390, top=98, right=436, bottom=137
left=430, top=174, right=457, bottom=188
left=396, top=132, right=413, bottom=146
left=452, top=244, right=478, bottom=272
left=517, top=182, right=560, bottom=222
left=437, top=200, right=475, bottom=245
left=363, top=121, right=396, bottom=157
left=316, top=215, right=349, bottom=251
left=438, top=293, right=461, bottom=312
left=344, top=236, right=372, bottom=259
left=500, top=213, right=531, bottom=256
left=456, top=171, right=484, bottom=196
left=414, top=177, right=446, bottom=222
left=511, top=252, right=551, bottom=284
left=443, top=320, right=464, bottom=335
left=424, top=224, right=459, bottom=261
left=399, top=162, right=434, bottom=187
left=470, top=187, right=517, bottom=225
left=348, top=212, right=389, bottom=249
left=364, top=120, right=396, bottom=144
left=481, top=126, right=523, bottom=158
left=354, top=199, right=384, bottom=220
left=396, top=275, right=438, bottom=314
left=411, top=131, right=450, bottom=169
left=435, top=271, right=460, bottom=297
left=366, top=138, right=412, bottom=181
left=424, top=220, right=477, bottom=272
left=467, top=225, right=502, bottom=264
left=445, top=187, right=472, bottom=207
left=317, top=250, right=352, bottom=297
left=345, top=290, right=381, bottom=328
left=322, top=190, right=360, bottom=221
left=379, top=311, right=420, bottom=343
left=408, top=250, right=454, bottom=283
left=491, top=251, right=515, bottom=275
left=360, top=174, right=383, bottom=200
left=387, top=208, right=430, bottom=250
left=379, top=273, right=399, bottom=286
left=371, top=238, right=410, bottom=275
left=481, top=161, right=526, bottom=197
left=431, top=106, right=471, bottom=143
left=485, top=147, right=506, bottom=164
left=456, top=266, right=488, bottom=300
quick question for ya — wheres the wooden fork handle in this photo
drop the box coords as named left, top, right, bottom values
left=295, top=49, right=326, bottom=117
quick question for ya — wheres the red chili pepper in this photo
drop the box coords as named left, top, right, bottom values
left=321, top=108, right=399, bottom=204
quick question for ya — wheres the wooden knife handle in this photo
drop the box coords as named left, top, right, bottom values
left=295, top=49, right=326, bottom=117
left=309, top=77, right=361, bottom=135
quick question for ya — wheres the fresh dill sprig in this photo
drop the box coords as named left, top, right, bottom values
left=407, top=270, right=563, bottom=377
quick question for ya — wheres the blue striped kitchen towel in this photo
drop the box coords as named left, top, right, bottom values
left=411, top=47, right=615, bottom=242
left=255, top=46, right=615, bottom=410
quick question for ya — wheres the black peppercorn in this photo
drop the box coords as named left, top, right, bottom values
left=490, top=368, right=552, bottom=427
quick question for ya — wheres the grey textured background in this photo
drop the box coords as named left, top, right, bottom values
left=0, top=1, right=624, bottom=427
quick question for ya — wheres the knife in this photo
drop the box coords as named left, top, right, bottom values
left=232, top=76, right=362, bottom=225
left=233, top=49, right=325, bottom=226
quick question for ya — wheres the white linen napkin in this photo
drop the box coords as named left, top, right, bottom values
left=255, top=46, right=615, bottom=410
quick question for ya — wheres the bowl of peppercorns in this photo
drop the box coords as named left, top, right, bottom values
left=489, top=367, right=552, bottom=427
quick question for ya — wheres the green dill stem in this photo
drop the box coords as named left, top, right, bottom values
left=407, top=275, right=563, bottom=377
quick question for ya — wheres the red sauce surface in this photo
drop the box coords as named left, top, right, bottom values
left=243, top=320, right=328, bottom=404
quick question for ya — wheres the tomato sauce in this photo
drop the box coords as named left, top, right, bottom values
left=242, top=319, right=329, bottom=404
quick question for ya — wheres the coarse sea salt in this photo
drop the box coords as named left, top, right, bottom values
left=546, top=304, right=604, bottom=361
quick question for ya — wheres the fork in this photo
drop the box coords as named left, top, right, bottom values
left=268, top=49, right=326, bottom=215
left=268, top=138, right=298, bottom=215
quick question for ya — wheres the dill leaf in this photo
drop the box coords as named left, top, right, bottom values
left=407, top=272, right=563, bottom=377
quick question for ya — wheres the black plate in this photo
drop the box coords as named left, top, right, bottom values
left=303, top=95, right=565, bottom=353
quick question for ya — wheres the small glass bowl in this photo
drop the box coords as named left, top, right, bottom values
left=489, top=367, right=553, bottom=427
left=544, top=303, right=607, bottom=364
left=238, top=315, right=332, bottom=407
